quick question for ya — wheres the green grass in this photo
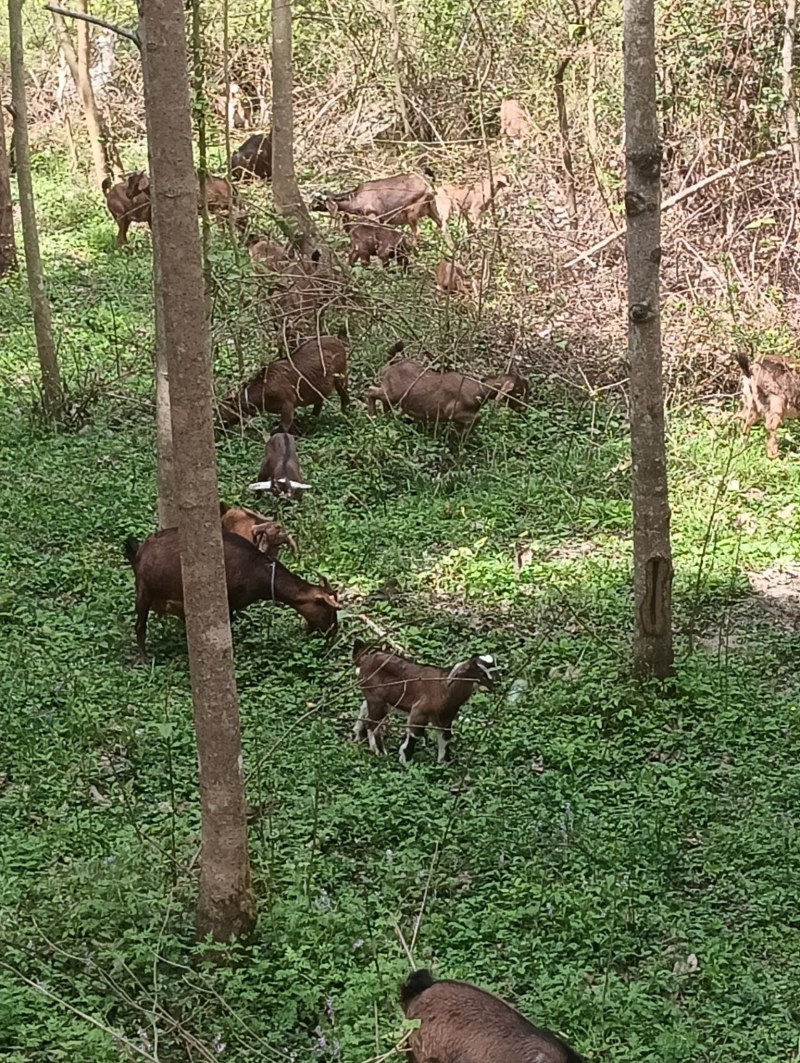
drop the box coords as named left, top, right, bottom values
left=2, top=155, right=800, bottom=1063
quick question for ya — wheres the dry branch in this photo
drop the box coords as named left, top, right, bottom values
left=565, top=143, right=792, bottom=268
left=43, top=4, right=140, bottom=47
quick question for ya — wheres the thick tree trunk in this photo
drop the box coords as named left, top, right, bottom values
left=555, top=56, right=578, bottom=230
left=8, top=0, right=63, bottom=419
left=271, top=0, right=315, bottom=251
left=782, top=0, right=800, bottom=183
left=0, top=97, right=16, bottom=276
left=52, top=2, right=111, bottom=186
left=139, top=0, right=256, bottom=941
left=624, top=0, right=674, bottom=677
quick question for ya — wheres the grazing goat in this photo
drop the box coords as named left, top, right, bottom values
left=126, top=170, right=244, bottom=227
left=231, top=131, right=272, bottom=181
left=499, top=97, right=532, bottom=143
left=246, top=234, right=290, bottom=274
left=435, top=171, right=510, bottom=229
left=217, top=336, right=349, bottom=430
left=483, top=372, right=530, bottom=412
left=401, top=970, right=584, bottom=1063
left=102, top=172, right=151, bottom=246
left=311, top=173, right=440, bottom=237
left=123, top=529, right=338, bottom=659
left=434, top=259, right=472, bottom=296
left=352, top=640, right=497, bottom=763
left=344, top=220, right=414, bottom=269
left=249, top=430, right=310, bottom=500
left=736, top=351, right=800, bottom=459
left=219, top=502, right=296, bottom=556
left=365, top=342, right=495, bottom=434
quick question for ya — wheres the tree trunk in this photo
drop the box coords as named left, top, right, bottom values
left=137, top=8, right=176, bottom=528
left=139, top=0, right=257, bottom=941
left=8, top=0, right=63, bottom=419
left=782, top=0, right=800, bottom=183
left=555, top=56, right=578, bottom=230
left=386, top=0, right=413, bottom=139
left=52, top=2, right=111, bottom=186
left=624, top=0, right=674, bottom=678
left=0, top=95, right=16, bottom=276
left=271, top=0, right=315, bottom=251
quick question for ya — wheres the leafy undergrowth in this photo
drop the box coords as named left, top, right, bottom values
left=2, top=158, right=800, bottom=1063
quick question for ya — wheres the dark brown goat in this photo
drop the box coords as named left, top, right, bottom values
left=126, top=170, right=244, bottom=227
left=249, top=431, right=310, bottom=500
left=102, top=172, right=151, bottom=246
left=344, top=220, right=414, bottom=268
left=400, top=970, right=584, bottom=1063
left=311, top=173, right=440, bottom=236
left=217, top=336, right=349, bottom=430
left=353, top=640, right=497, bottom=763
left=231, top=131, right=272, bottom=181
left=219, top=502, right=296, bottom=556
left=365, top=343, right=493, bottom=434
left=123, top=529, right=338, bottom=659
left=736, top=351, right=800, bottom=459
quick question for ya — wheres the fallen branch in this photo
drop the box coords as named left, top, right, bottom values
left=43, top=4, right=140, bottom=48
left=564, top=143, right=792, bottom=269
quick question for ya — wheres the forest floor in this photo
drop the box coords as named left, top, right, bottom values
left=2, top=157, right=800, bottom=1063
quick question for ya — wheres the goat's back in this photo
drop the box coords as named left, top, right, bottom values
left=356, top=650, right=447, bottom=709
left=747, top=356, right=800, bottom=408
left=405, top=979, right=582, bottom=1063
left=338, top=173, right=433, bottom=215
left=379, top=360, right=485, bottom=420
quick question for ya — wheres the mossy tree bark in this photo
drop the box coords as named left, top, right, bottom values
left=0, top=97, right=16, bottom=276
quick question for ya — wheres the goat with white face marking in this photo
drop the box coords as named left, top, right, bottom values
left=352, top=640, right=498, bottom=764
left=249, top=430, right=310, bottom=501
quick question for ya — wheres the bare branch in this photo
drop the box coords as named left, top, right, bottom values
left=43, top=4, right=140, bottom=47
left=565, top=143, right=793, bottom=269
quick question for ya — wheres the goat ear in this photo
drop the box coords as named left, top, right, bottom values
left=219, top=501, right=230, bottom=516
left=248, top=480, right=272, bottom=492
left=446, top=661, right=470, bottom=685
left=317, top=591, right=341, bottom=609
left=289, top=480, right=312, bottom=491
left=320, top=576, right=334, bottom=594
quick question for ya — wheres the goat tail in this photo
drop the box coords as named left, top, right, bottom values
left=386, top=340, right=405, bottom=360
left=123, top=536, right=140, bottom=567
left=101, top=176, right=113, bottom=195
left=400, top=969, right=436, bottom=1011
left=423, top=165, right=436, bottom=180
left=734, top=351, right=751, bottom=376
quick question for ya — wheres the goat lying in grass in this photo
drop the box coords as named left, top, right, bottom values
left=400, top=969, right=584, bottom=1063
left=735, top=351, right=800, bottom=459
left=352, top=640, right=497, bottom=763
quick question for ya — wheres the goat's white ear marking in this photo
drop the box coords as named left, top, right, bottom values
left=355, top=666, right=361, bottom=677
left=478, top=654, right=495, bottom=664
left=289, top=480, right=311, bottom=491
left=248, top=480, right=272, bottom=491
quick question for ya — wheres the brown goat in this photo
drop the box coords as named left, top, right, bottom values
left=230, top=131, right=272, bottom=181
left=311, top=173, right=440, bottom=236
left=434, top=259, right=472, bottom=296
left=249, top=431, right=310, bottom=500
left=126, top=170, right=245, bottom=227
left=483, top=372, right=530, bottom=412
left=365, top=343, right=494, bottom=434
left=435, top=172, right=510, bottom=229
left=123, top=529, right=338, bottom=659
left=345, top=220, right=414, bottom=269
left=401, top=970, right=584, bottom=1063
left=353, top=640, right=497, bottom=763
left=102, top=172, right=151, bottom=246
left=499, top=97, right=532, bottom=142
left=218, top=335, right=349, bottom=429
left=219, top=502, right=296, bottom=556
left=736, top=351, right=800, bottom=459
left=246, top=234, right=290, bottom=274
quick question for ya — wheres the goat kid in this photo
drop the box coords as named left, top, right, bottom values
left=352, top=639, right=498, bottom=763
left=435, top=171, right=510, bottom=229
left=434, top=258, right=473, bottom=296
left=249, top=430, right=310, bottom=500
left=123, top=528, right=338, bottom=660
left=400, top=970, right=584, bottom=1063
left=102, top=172, right=151, bottom=247
left=735, top=351, right=800, bottom=459
left=344, top=220, right=414, bottom=269
left=219, top=502, right=296, bottom=556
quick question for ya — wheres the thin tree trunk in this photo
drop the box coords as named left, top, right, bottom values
left=52, top=2, right=111, bottom=186
left=386, top=0, right=413, bottom=139
left=8, top=0, right=63, bottom=419
left=586, top=33, right=599, bottom=159
left=624, top=0, right=674, bottom=678
left=0, top=96, right=16, bottom=275
left=271, top=0, right=315, bottom=251
left=139, top=0, right=256, bottom=943
left=190, top=0, right=212, bottom=298
left=555, top=56, right=578, bottom=229
left=782, top=0, right=800, bottom=183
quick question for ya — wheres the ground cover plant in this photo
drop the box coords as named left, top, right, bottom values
left=2, top=153, right=800, bottom=1063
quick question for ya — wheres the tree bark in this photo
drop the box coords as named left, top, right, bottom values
left=782, top=0, right=800, bottom=184
left=271, top=0, right=315, bottom=251
left=624, top=0, right=674, bottom=677
left=0, top=96, right=16, bottom=276
left=555, top=56, right=578, bottom=230
left=139, top=0, right=256, bottom=941
left=51, top=2, right=112, bottom=186
left=8, top=0, right=63, bottom=419
left=386, top=0, right=413, bottom=138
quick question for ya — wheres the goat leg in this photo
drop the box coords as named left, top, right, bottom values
left=399, top=723, right=425, bottom=765
left=436, top=727, right=453, bottom=763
